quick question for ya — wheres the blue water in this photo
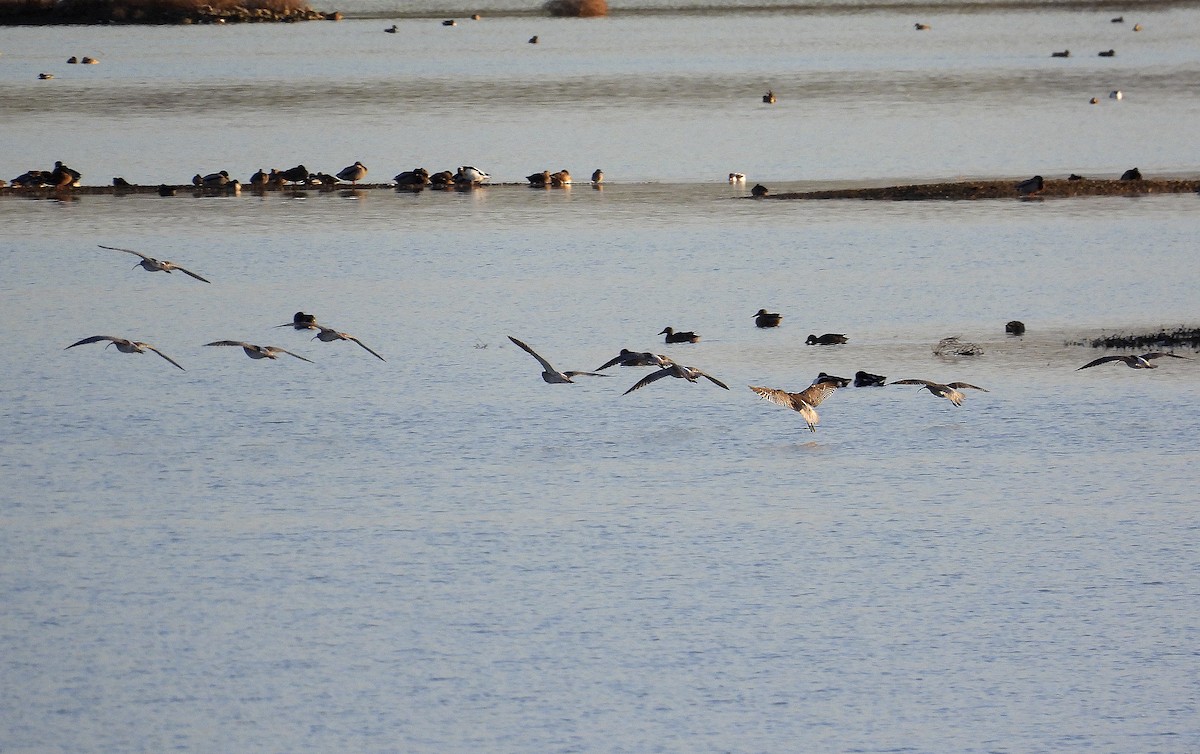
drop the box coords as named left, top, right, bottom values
left=2, top=5, right=1200, bottom=752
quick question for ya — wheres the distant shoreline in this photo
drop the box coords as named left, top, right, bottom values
left=3, top=177, right=1198, bottom=200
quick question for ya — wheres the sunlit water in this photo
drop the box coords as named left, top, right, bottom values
left=3, top=5, right=1200, bottom=753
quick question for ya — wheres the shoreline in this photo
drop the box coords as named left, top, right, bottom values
left=3, top=177, right=1198, bottom=200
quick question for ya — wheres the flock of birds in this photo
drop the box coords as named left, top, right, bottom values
left=62, top=244, right=1193, bottom=433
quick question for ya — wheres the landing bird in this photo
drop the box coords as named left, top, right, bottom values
left=749, top=380, right=841, bottom=432
left=310, top=325, right=386, bottom=361
left=99, top=244, right=211, bottom=283
left=275, top=311, right=318, bottom=330
left=1076, top=352, right=1189, bottom=370
left=66, top=335, right=185, bottom=370
left=204, top=341, right=313, bottom=362
left=806, top=333, right=847, bottom=345
left=893, top=379, right=988, bottom=406
left=753, top=309, right=782, bottom=328
left=595, top=349, right=673, bottom=370
left=660, top=327, right=700, bottom=344
left=508, top=336, right=607, bottom=383
left=337, top=161, right=368, bottom=185
left=1016, top=175, right=1044, bottom=195
left=623, top=363, right=729, bottom=395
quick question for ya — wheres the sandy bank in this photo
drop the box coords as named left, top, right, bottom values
left=772, top=177, right=1200, bottom=201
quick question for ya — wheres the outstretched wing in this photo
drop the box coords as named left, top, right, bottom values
left=1142, top=352, right=1190, bottom=361
left=143, top=345, right=186, bottom=370
left=347, top=336, right=386, bottom=362
left=171, top=264, right=211, bottom=284
left=697, top=370, right=730, bottom=390
left=563, top=371, right=608, bottom=378
left=623, top=367, right=675, bottom=395
left=749, top=385, right=800, bottom=410
left=509, top=336, right=557, bottom=373
left=98, top=244, right=152, bottom=261
left=1076, top=356, right=1123, bottom=370
left=795, top=380, right=840, bottom=407
left=274, top=347, right=314, bottom=363
left=892, top=378, right=936, bottom=387
left=204, top=340, right=252, bottom=348
left=946, top=382, right=988, bottom=392
left=66, top=335, right=119, bottom=349
left=595, top=353, right=625, bottom=371
left=749, top=385, right=820, bottom=431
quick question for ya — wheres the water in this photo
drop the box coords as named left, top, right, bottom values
left=3, top=5, right=1200, bottom=753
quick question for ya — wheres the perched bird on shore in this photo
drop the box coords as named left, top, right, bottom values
left=854, top=370, right=886, bottom=387
left=508, top=336, right=607, bottom=383
left=429, top=170, right=455, bottom=186
left=1120, top=167, right=1141, bottom=180
left=550, top=169, right=572, bottom=186
left=1051, top=49, right=1070, bottom=58
left=250, top=168, right=269, bottom=187
left=158, top=184, right=176, bottom=197
left=595, top=349, right=673, bottom=371
left=279, top=164, right=309, bottom=184
left=753, top=309, right=782, bottom=328
left=806, top=333, right=847, bottom=345
left=1076, top=352, right=1189, bottom=370
left=336, top=161, right=368, bottom=185
left=749, top=380, right=841, bottom=432
left=52, top=161, right=81, bottom=187
left=66, top=335, right=185, bottom=371
left=202, top=170, right=230, bottom=187
left=1006, top=320, right=1026, bottom=335
left=893, top=379, right=988, bottom=406
left=204, top=341, right=313, bottom=362
left=624, top=363, right=729, bottom=395
left=751, top=183, right=769, bottom=197
left=1068, top=174, right=1085, bottom=180
left=591, top=169, right=604, bottom=184
left=394, top=168, right=431, bottom=186
left=660, top=327, right=700, bottom=344
left=526, top=170, right=550, bottom=187
left=456, top=166, right=490, bottom=184
left=310, top=325, right=386, bottom=361
left=275, top=311, right=318, bottom=330
left=1016, top=175, right=1044, bottom=195
left=99, top=244, right=211, bottom=283
left=442, top=19, right=456, bottom=25
left=763, top=90, right=776, bottom=104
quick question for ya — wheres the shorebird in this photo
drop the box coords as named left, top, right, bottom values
left=1006, top=320, right=1026, bottom=335
left=660, top=327, right=700, bottom=344
left=99, top=244, right=211, bottom=283
left=275, top=311, right=318, bottom=330
left=623, top=363, right=729, bottom=395
left=1076, top=352, right=1190, bottom=370
left=753, top=309, right=782, bottom=328
left=763, top=90, right=776, bottom=104
left=204, top=341, right=313, bottom=362
left=595, top=349, right=673, bottom=370
left=806, top=333, right=847, bottom=345
left=310, top=325, right=386, bottom=361
left=456, top=166, right=490, bottom=184
left=250, top=168, right=269, bottom=187
left=66, top=335, right=185, bottom=370
left=591, top=169, right=604, bottom=184
left=508, top=336, right=607, bottom=383
left=854, top=370, right=886, bottom=387
left=893, top=379, right=988, bottom=406
left=1016, top=175, right=1044, bottom=195
left=336, top=161, right=368, bottom=185
left=749, top=380, right=841, bottom=432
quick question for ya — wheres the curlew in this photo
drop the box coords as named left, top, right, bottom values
left=1076, top=352, right=1189, bottom=370
left=204, top=341, right=313, bottom=362
left=310, top=325, right=386, bottom=361
left=595, top=349, right=673, bottom=371
left=623, top=363, right=729, bottom=395
left=66, top=335, right=185, bottom=370
left=749, top=380, right=842, bottom=432
left=99, top=244, right=210, bottom=283
left=893, top=379, right=988, bottom=406
left=508, top=336, right=607, bottom=383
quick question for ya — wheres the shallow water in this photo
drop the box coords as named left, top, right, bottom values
left=3, top=4, right=1200, bottom=752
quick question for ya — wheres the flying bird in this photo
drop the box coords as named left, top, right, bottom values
left=749, top=380, right=842, bottom=432
left=275, top=311, right=318, bottom=330
left=310, top=325, right=386, bottom=361
left=595, top=349, right=673, bottom=370
left=65, top=335, right=185, bottom=370
left=1076, top=352, right=1189, bottom=370
left=623, top=363, right=729, bottom=395
left=204, top=341, right=313, bottom=362
left=99, top=244, right=210, bottom=283
left=893, top=379, right=988, bottom=406
left=660, top=327, right=700, bottom=344
left=508, top=336, right=607, bottom=383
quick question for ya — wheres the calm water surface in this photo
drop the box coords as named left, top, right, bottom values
left=2, top=4, right=1199, bottom=752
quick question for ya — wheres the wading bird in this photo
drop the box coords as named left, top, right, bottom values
left=508, top=336, right=607, bottom=383
left=623, top=363, right=729, bottom=395
left=99, top=244, right=210, bottom=283
left=749, top=379, right=842, bottom=432
left=65, top=335, right=185, bottom=370
left=893, top=379, right=988, bottom=406
left=1076, top=352, right=1189, bottom=370
left=204, top=341, right=313, bottom=362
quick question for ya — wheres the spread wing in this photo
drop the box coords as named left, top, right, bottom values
left=66, top=335, right=120, bottom=349
left=623, top=367, right=676, bottom=395
left=749, top=385, right=800, bottom=410
left=893, top=378, right=936, bottom=386
left=1142, top=352, right=1190, bottom=361
left=946, top=382, right=988, bottom=392
left=171, top=264, right=211, bottom=284
left=509, top=336, right=557, bottom=373
left=348, top=336, right=386, bottom=362
left=697, top=370, right=729, bottom=390
left=595, top=353, right=625, bottom=370
left=99, top=244, right=152, bottom=262
left=749, top=385, right=821, bottom=431
left=1076, top=356, right=1124, bottom=370
left=273, top=347, right=314, bottom=363
left=796, top=380, right=840, bottom=407
left=143, top=344, right=186, bottom=370
left=563, top=370, right=608, bottom=378
left=204, top=340, right=253, bottom=348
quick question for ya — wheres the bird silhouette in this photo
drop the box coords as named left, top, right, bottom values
left=66, top=335, right=185, bottom=370
left=623, top=364, right=729, bottom=395
left=204, top=341, right=313, bottom=362
left=310, top=325, right=386, bottom=361
left=99, top=245, right=210, bottom=283
left=893, top=379, right=988, bottom=406
left=509, top=336, right=607, bottom=383
left=1076, top=352, right=1189, bottom=370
